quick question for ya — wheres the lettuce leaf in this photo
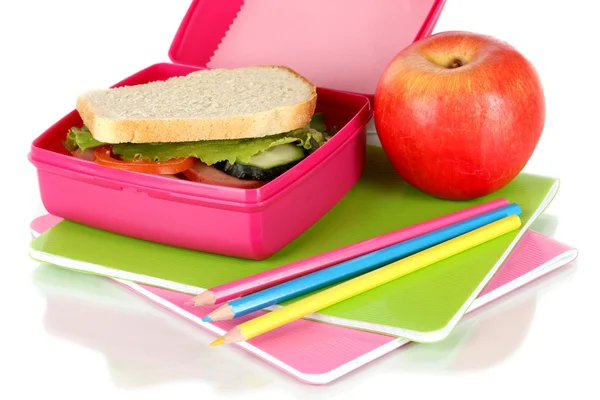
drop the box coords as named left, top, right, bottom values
left=62, top=126, right=105, bottom=152
left=112, top=127, right=326, bottom=164
left=63, top=113, right=332, bottom=165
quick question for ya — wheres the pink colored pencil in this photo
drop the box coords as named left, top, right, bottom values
left=192, top=198, right=509, bottom=306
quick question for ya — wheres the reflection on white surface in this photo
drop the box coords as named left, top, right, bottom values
left=32, top=265, right=280, bottom=394
left=387, top=261, right=576, bottom=373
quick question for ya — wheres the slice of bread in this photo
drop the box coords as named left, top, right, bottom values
left=76, top=65, right=317, bottom=143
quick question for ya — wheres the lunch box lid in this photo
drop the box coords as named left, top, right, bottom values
left=167, top=0, right=447, bottom=100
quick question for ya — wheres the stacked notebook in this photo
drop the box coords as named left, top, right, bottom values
left=29, top=146, right=577, bottom=384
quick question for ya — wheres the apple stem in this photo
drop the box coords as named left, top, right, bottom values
left=448, top=58, right=465, bottom=68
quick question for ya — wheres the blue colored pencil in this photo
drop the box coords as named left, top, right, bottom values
left=202, top=203, right=521, bottom=322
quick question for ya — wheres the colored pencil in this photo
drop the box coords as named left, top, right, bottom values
left=203, top=203, right=521, bottom=322
left=192, top=198, right=509, bottom=306
left=210, top=214, right=522, bottom=346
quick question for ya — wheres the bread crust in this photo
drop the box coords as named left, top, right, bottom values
left=76, top=65, right=318, bottom=143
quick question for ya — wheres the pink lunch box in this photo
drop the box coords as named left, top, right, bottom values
left=28, top=0, right=446, bottom=260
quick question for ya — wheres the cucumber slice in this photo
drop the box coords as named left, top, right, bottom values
left=245, top=144, right=305, bottom=169
left=216, top=144, right=307, bottom=181
left=216, top=162, right=298, bottom=181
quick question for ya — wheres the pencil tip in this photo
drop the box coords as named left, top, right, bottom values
left=201, top=316, right=212, bottom=322
left=202, top=304, right=234, bottom=321
left=193, top=290, right=216, bottom=307
left=210, top=337, right=225, bottom=347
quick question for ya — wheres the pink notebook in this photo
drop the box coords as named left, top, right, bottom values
left=30, top=215, right=577, bottom=385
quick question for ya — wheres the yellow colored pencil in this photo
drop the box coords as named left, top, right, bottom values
left=210, top=214, right=521, bottom=346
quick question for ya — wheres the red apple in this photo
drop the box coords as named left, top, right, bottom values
left=374, top=31, right=545, bottom=200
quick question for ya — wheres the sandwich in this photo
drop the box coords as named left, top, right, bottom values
left=63, top=65, right=335, bottom=188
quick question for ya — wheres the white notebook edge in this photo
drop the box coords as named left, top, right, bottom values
left=28, top=250, right=205, bottom=295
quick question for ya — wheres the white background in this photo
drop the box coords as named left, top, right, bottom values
left=2, top=0, right=599, bottom=399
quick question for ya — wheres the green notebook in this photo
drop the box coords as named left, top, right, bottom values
left=30, top=146, right=559, bottom=342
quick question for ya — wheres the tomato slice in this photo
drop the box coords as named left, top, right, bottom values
left=93, top=146, right=194, bottom=175
left=182, top=160, right=264, bottom=189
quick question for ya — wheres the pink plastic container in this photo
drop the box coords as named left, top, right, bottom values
left=28, top=0, right=446, bottom=260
